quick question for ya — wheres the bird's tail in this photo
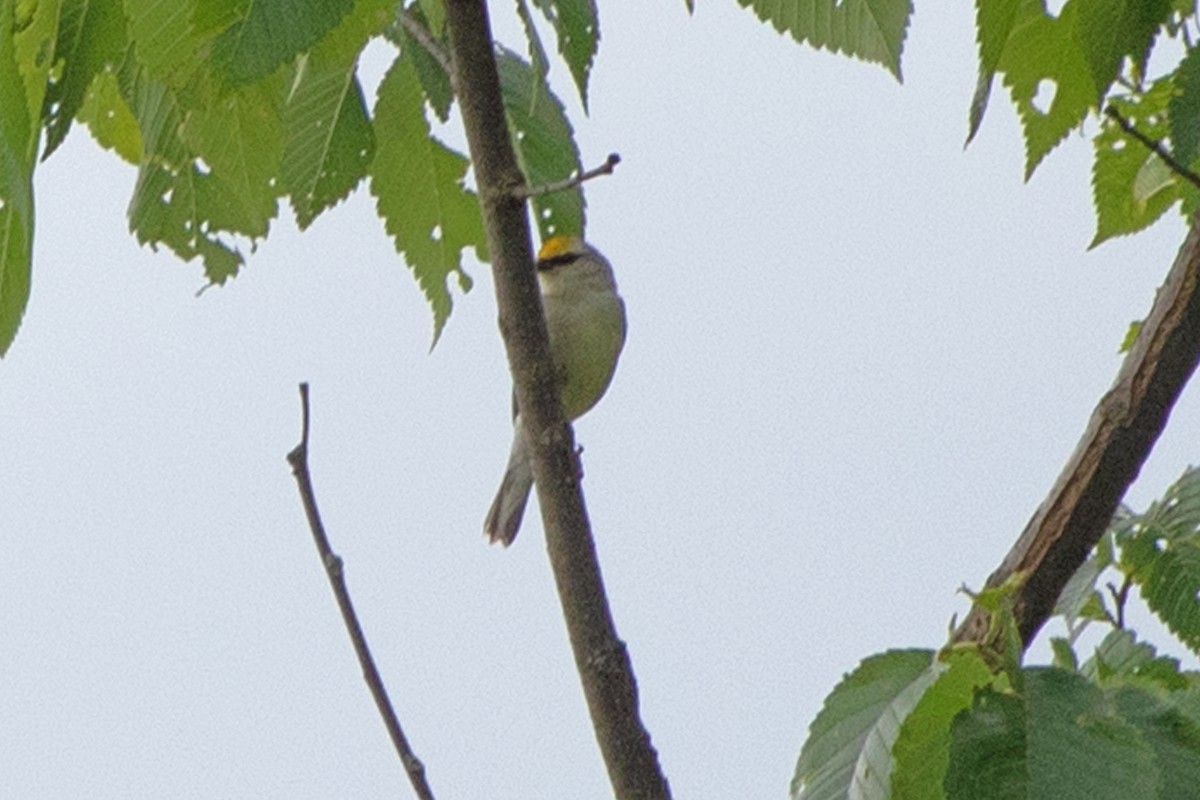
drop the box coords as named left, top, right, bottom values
left=484, top=432, right=533, bottom=546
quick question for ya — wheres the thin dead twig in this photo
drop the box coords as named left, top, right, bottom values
left=286, top=383, right=436, bottom=800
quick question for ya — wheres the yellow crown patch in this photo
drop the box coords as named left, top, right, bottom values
left=537, top=234, right=584, bottom=261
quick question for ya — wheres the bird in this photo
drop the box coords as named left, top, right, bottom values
left=484, top=234, right=627, bottom=546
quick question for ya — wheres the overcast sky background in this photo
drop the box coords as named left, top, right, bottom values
left=4, top=2, right=1199, bottom=799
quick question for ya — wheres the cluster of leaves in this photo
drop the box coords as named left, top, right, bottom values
left=792, top=466, right=1200, bottom=800
left=969, top=0, right=1200, bottom=247
left=0, top=0, right=600, bottom=356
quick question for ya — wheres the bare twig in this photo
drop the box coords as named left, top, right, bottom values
left=1105, top=106, right=1200, bottom=191
left=516, top=153, right=622, bottom=199
left=286, top=383, right=436, bottom=800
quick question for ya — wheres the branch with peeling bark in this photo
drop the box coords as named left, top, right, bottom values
left=955, top=214, right=1200, bottom=649
left=441, top=2, right=671, bottom=798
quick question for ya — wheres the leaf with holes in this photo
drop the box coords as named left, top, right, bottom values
left=126, top=72, right=245, bottom=284
left=180, top=78, right=283, bottom=240
left=1091, top=82, right=1183, bottom=247
left=78, top=68, right=142, bottom=163
left=282, top=60, right=374, bottom=229
left=369, top=51, right=485, bottom=344
left=995, top=0, right=1096, bottom=178
left=498, top=48, right=583, bottom=242
left=42, top=0, right=127, bottom=158
left=531, top=0, right=598, bottom=108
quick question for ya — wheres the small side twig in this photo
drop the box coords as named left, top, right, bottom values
left=1105, top=575, right=1132, bottom=629
left=286, top=383, right=436, bottom=800
left=1105, top=106, right=1200, bottom=191
left=516, top=153, right=621, bottom=199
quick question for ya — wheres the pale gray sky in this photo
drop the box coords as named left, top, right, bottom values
left=3, top=3, right=1197, bottom=799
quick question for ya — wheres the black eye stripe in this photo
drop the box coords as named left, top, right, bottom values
left=537, top=253, right=579, bottom=271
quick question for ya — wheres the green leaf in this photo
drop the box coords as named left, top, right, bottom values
left=736, top=0, right=911, bottom=82
left=1153, top=466, right=1200, bottom=538
left=1133, top=655, right=1191, bottom=692
left=948, top=669, right=1160, bottom=800
left=1055, top=548, right=1108, bottom=626
left=1117, top=467, right=1200, bottom=654
left=281, top=60, right=374, bottom=229
left=531, top=0, right=599, bottom=107
left=1027, top=669, right=1158, bottom=799
left=891, top=648, right=996, bottom=800
left=791, top=648, right=934, bottom=800
left=78, top=67, right=143, bottom=163
left=308, top=0, right=395, bottom=69
left=42, top=0, right=127, bottom=159
left=515, top=0, right=551, bottom=113
left=961, top=573, right=1026, bottom=685
left=394, top=5, right=452, bottom=122
left=211, top=0, right=355, bottom=85
left=369, top=51, right=485, bottom=344
left=1091, top=82, right=1183, bottom=247
left=13, top=0, right=59, bottom=119
left=967, top=0, right=1019, bottom=143
left=125, top=71, right=244, bottom=284
left=1074, top=0, right=1170, bottom=103
left=1111, top=686, right=1200, bottom=800
left=179, top=78, right=283, bottom=240
left=1075, top=591, right=1112, bottom=623
left=190, top=0, right=246, bottom=39
left=945, top=689, right=1027, bottom=800
left=124, top=0, right=201, bottom=84
left=995, top=0, right=1096, bottom=179
left=497, top=48, right=584, bottom=241
left=1083, top=629, right=1156, bottom=684
left=0, top=0, right=38, bottom=356
left=1172, top=687, right=1200, bottom=727
left=1051, top=637, right=1079, bottom=672
left=417, top=0, right=445, bottom=36
left=1138, top=537, right=1200, bottom=654
left=1166, top=37, right=1200, bottom=167
left=976, top=0, right=1020, bottom=75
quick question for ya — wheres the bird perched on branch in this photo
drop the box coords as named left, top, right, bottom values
left=484, top=235, right=626, bottom=546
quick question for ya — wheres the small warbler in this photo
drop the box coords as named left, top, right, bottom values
left=484, top=235, right=627, bottom=545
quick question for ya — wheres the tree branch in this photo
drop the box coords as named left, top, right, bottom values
left=954, top=216, right=1200, bottom=648
left=441, top=2, right=671, bottom=798
left=516, top=153, right=622, bottom=199
left=286, top=383, right=436, bottom=800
